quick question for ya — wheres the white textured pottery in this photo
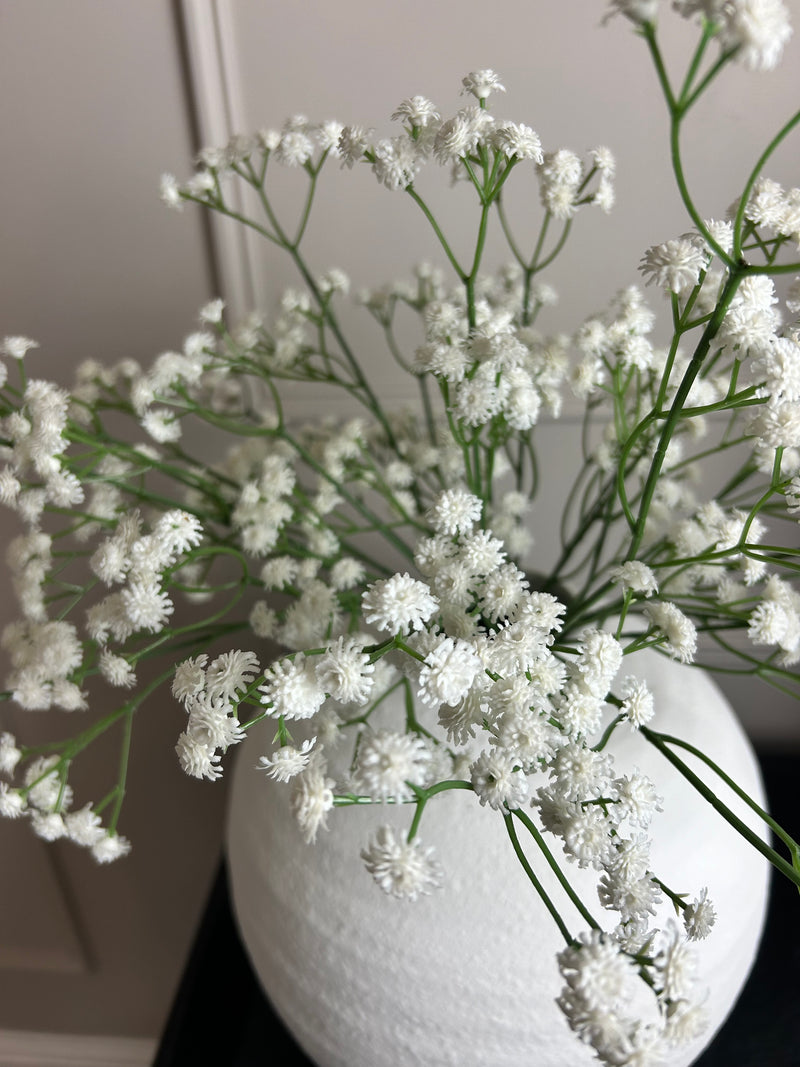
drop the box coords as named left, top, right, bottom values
left=226, top=651, right=769, bottom=1067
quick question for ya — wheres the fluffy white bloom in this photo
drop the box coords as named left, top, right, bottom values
left=205, top=649, right=260, bottom=701
left=258, top=737, right=317, bottom=782
left=99, top=650, right=137, bottom=689
left=0, top=782, right=26, bottom=818
left=683, top=887, right=717, bottom=940
left=391, top=96, right=440, bottom=128
left=415, top=636, right=482, bottom=708
left=644, top=601, right=698, bottom=662
left=2, top=336, right=39, bottom=360
left=604, top=0, right=659, bottom=24
left=719, top=0, right=793, bottom=71
left=361, top=573, right=438, bottom=634
left=461, top=69, right=506, bottom=100
left=64, top=804, right=105, bottom=847
left=175, top=731, right=223, bottom=781
left=91, top=832, right=131, bottom=864
left=611, top=560, right=659, bottom=597
left=470, top=749, right=529, bottom=810
left=291, top=751, right=335, bottom=843
left=0, top=732, right=21, bottom=776
left=160, top=174, right=184, bottom=210
left=640, top=237, right=708, bottom=294
left=121, top=579, right=173, bottom=633
left=356, top=730, right=430, bottom=801
left=361, top=825, right=444, bottom=900
left=172, top=654, right=208, bottom=706
left=619, top=676, right=655, bottom=729
left=259, top=655, right=326, bottom=720
left=492, top=122, right=543, bottom=162
left=316, top=637, right=375, bottom=705
left=427, top=488, right=483, bottom=536
left=141, top=407, right=182, bottom=443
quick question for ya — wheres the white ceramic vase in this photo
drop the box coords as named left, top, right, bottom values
left=226, top=651, right=769, bottom=1067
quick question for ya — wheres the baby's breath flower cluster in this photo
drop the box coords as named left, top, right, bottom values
left=2, top=4, right=799, bottom=1063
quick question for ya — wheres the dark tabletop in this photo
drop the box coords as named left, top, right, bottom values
left=154, top=750, right=800, bottom=1067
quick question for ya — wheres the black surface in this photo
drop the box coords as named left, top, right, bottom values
left=155, top=751, right=799, bottom=1066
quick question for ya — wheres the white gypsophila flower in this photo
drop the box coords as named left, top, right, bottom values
left=205, top=649, right=260, bottom=702
left=361, top=573, right=438, bottom=635
left=492, top=122, right=543, bottom=162
left=480, top=562, right=529, bottom=621
left=619, top=676, right=656, bottom=729
left=0, top=732, right=22, bottom=776
left=614, top=772, right=663, bottom=828
left=639, top=237, right=708, bottom=295
left=656, top=922, right=699, bottom=1002
left=361, top=825, right=444, bottom=900
left=2, top=335, right=39, bottom=360
left=175, top=731, right=223, bottom=781
left=290, top=751, right=335, bottom=843
left=604, top=0, right=660, bottom=24
left=258, top=737, right=317, bottom=783
left=643, top=601, right=698, bottom=662
left=558, top=927, right=640, bottom=1012
left=562, top=805, right=616, bottom=869
left=187, top=694, right=245, bottom=751
left=0, top=467, right=21, bottom=504
left=356, top=730, right=430, bottom=802
left=426, top=487, right=483, bottom=536
left=415, top=636, right=482, bottom=709
left=31, top=811, right=67, bottom=841
left=337, top=125, right=371, bottom=168
left=155, top=509, right=204, bottom=555
left=64, top=804, right=105, bottom=847
left=199, top=298, right=225, bottom=324
left=470, top=749, right=529, bottom=810
left=391, top=96, right=440, bottom=128
left=259, top=654, right=326, bottom=721
left=0, top=782, right=26, bottom=818
left=461, top=69, right=506, bottom=100
left=438, top=685, right=486, bottom=746
left=754, top=337, right=800, bottom=402
left=611, top=560, right=659, bottom=597
left=141, top=407, right=182, bottom=443
left=329, top=557, right=366, bottom=591
left=172, top=654, right=208, bottom=706
left=718, top=0, right=793, bottom=71
left=550, top=743, right=614, bottom=803
left=249, top=601, right=277, bottom=639
left=492, top=706, right=561, bottom=770
left=160, top=173, right=184, bottom=210
left=538, top=148, right=582, bottom=220
left=575, top=630, right=623, bottom=699
left=683, top=887, right=717, bottom=940
left=121, top=579, right=173, bottom=633
left=98, top=650, right=136, bottom=689
left=260, top=556, right=297, bottom=590
left=316, top=637, right=375, bottom=705
left=371, top=136, right=422, bottom=191
left=91, top=832, right=131, bottom=864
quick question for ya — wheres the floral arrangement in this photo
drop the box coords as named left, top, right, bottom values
left=1, top=1, right=799, bottom=1062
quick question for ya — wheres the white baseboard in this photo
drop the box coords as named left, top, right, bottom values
left=0, top=1030, right=156, bottom=1067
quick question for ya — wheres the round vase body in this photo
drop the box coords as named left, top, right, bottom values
left=226, top=651, right=769, bottom=1067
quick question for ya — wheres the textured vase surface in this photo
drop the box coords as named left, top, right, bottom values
left=226, top=651, right=769, bottom=1067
